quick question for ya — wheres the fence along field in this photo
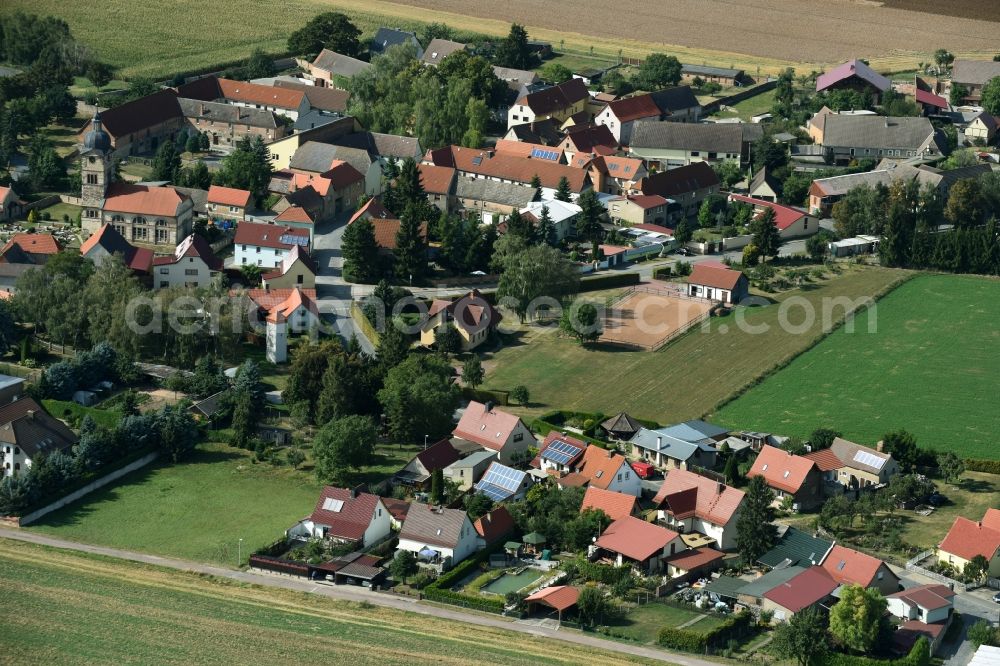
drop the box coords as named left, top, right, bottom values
left=714, top=274, right=1000, bottom=460
left=0, top=538, right=651, bottom=666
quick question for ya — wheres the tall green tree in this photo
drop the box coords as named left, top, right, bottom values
left=243, top=48, right=275, bottom=80
left=214, top=136, right=273, bottom=204
left=772, top=606, right=829, bottom=666
left=287, top=12, right=361, bottom=57
left=152, top=140, right=181, bottom=182
left=945, top=178, right=985, bottom=228
left=312, top=414, right=377, bottom=485
left=494, top=23, right=534, bottom=70
left=559, top=301, right=601, bottom=345
left=751, top=207, right=782, bottom=261
left=284, top=340, right=343, bottom=422
left=982, top=77, right=1000, bottom=115
left=496, top=244, right=579, bottom=322
left=377, top=355, right=459, bottom=443
left=736, top=476, right=777, bottom=565
left=395, top=203, right=428, bottom=284
left=673, top=217, right=694, bottom=245
left=829, top=585, right=888, bottom=654
left=342, top=218, right=380, bottom=283
left=575, top=189, right=605, bottom=260
left=554, top=176, right=573, bottom=202
left=537, top=204, right=558, bottom=246
left=633, top=53, right=682, bottom=90
left=462, top=354, right=484, bottom=389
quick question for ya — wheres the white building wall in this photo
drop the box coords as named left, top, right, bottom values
left=153, top=256, right=216, bottom=290
left=362, top=501, right=393, bottom=546
left=236, top=243, right=288, bottom=268
left=1, top=445, right=31, bottom=477
left=605, top=462, right=642, bottom=497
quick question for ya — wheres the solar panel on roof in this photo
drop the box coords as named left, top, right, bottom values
left=542, top=439, right=581, bottom=466
left=479, top=464, right=523, bottom=492
left=280, top=234, right=309, bottom=246
left=853, top=450, right=886, bottom=470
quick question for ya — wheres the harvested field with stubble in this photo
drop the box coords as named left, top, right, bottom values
left=0, top=538, right=656, bottom=665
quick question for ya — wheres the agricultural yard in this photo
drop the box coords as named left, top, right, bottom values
left=6, top=0, right=997, bottom=80
left=715, top=274, right=1000, bottom=459
left=0, top=539, right=650, bottom=666
left=484, top=265, right=907, bottom=424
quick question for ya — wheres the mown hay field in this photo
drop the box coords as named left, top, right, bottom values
left=484, top=265, right=908, bottom=424
left=5, top=0, right=998, bottom=80
left=714, top=274, right=1000, bottom=459
left=0, top=538, right=654, bottom=665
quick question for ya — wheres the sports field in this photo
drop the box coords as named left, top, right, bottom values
left=0, top=538, right=650, bottom=665
left=485, top=265, right=907, bottom=424
left=6, top=0, right=996, bottom=80
left=714, top=274, right=1000, bottom=458
left=600, top=286, right=714, bottom=350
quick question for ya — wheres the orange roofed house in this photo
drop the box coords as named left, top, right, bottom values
left=652, top=468, right=745, bottom=549
left=747, top=445, right=823, bottom=511
left=581, top=486, right=638, bottom=522
left=937, top=508, right=1000, bottom=583
left=242, top=287, right=320, bottom=335
left=0, top=233, right=61, bottom=266
left=206, top=185, right=252, bottom=224
left=594, top=516, right=686, bottom=574
left=234, top=222, right=310, bottom=269
left=452, top=400, right=534, bottom=465
left=687, top=262, right=749, bottom=304
left=420, top=289, right=501, bottom=351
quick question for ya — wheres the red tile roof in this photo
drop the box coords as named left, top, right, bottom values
left=525, top=585, right=580, bottom=611
left=802, top=448, right=843, bottom=472
left=274, top=206, right=315, bottom=224
left=416, top=163, right=456, bottom=195
left=493, top=139, right=564, bottom=162
left=323, top=161, right=365, bottom=189
left=426, top=146, right=590, bottom=191
left=452, top=401, right=527, bottom=452
left=729, top=195, right=807, bottom=231
left=939, top=515, right=1000, bottom=561
left=103, top=183, right=189, bottom=217
left=371, top=218, right=427, bottom=250
left=218, top=78, right=305, bottom=109
left=632, top=222, right=673, bottom=233
left=605, top=94, right=662, bottom=123
left=914, top=88, right=948, bottom=109
left=661, top=546, right=725, bottom=571
left=348, top=197, right=396, bottom=225
left=653, top=469, right=745, bottom=526
left=763, top=566, right=838, bottom=612
left=1, top=233, right=61, bottom=257
left=473, top=506, right=515, bottom=545
left=576, top=445, right=631, bottom=491
left=747, top=445, right=817, bottom=495
left=581, top=487, right=637, bottom=522
left=887, top=584, right=955, bottom=611
left=79, top=224, right=154, bottom=272
left=425, top=289, right=501, bottom=336
left=308, top=486, right=382, bottom=541
left=207, top=185, right=251, bottom=208
left=245, top=288, right=319, bottom=318
left=234, top=222, right=310, bottom=250
left=821, top=544, right=891, bottom=587
left=983, top=508, right=1000, bottom=531
left=689, top=262, right=745, bottom=292
left=596, top=516, right=679, bottom=562
left=516, top=78, right=589, bottom=116
left=380, top=497, right=411, bottom=523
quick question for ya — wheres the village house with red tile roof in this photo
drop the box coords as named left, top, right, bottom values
left=420, top=289, right=501, bottom=352
left=557, top=124, right=618, bottom=163
left=762, top=566, right=838, bottom=621
left=595, top=86, right=701, bottom=144
left=594, top=516, right=685, bottom=574
left=802, top=437, right=900, bottom=490
left=151, top=233, right=222, bottom=290
left=574, top=445, right=642, bottom=496
left=288, top=486, right=392, bottom=547
left=206, top=185, right=252, bottom=223
left=747, top=445, right=823, bottom=511
left=728, top=194, right=819, bottom=240
left=473, top=506, right=515, bottom=547
left=687, top=262, right=749, bottom=305
left=234, top=222, right=310, bottom=269
left=937, top=508, right=1000, bottom=581
left=242, top=287, right=320, bottom=334
left=79, top=224, right=154, bottom=274
left=821, top=543, right=900, bottom=594
left=452, top=401, right=534, bottom=465
left=395, top=439, right=461, bottom=487
left=424, top=145, right=592, bottom=195
left=261, top=244, right=317, bottom=290
left=652, top=468, right=745, bottom=550
left=0, top=233, right=62, bottom=266
left=416, top=163, right=457, bottom=213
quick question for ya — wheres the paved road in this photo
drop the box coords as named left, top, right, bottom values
left=311, top=215, right=375, bottom=355
left=0, top=527, right=714, bottom=666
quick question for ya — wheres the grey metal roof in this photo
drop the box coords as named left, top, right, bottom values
left=493, top=66, right=539, bottom=84
left=952, top=59, right=1000, bottom=87
left=705, top=575, right=748, bottom=599
left=649, top=86, right=701, bottom=114
left=455, top=177, right=536, bottom=208
left=630, top=121, right=745, bottom=154
left=446, top=449, right=497, bottom=469
left=371, top=28, right=423, bottom=58
left=736, top=565, right=807, bottom=599
left=312, top=50, right=372, bottom=78
left=290, top=141, right=373, bottom=175
left=758, top=527, right=834, bottom=569
left=629, top=427, right=701, bottom=461
left=421, top=39, right=467, bottom=65
left=821, top=115, right=940, bottom=152
left=333, top=131, right=422, bottom=160
left=659, top=420, right=730, bottom=443
left=682, top=64, right=744, bottom=78
left=813, top=162, right=991, bottom=197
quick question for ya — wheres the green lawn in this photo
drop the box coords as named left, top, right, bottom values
left=603, top=602, right=711, bottom=643
left=715, top=274, right=1000, bottom=458
left=39, top=202, right=82, bottom=225
left=43, top=399, right=121, bottom=430
left=29, top=442, right=322, bottom=565
left=484, top=265, right=907, bottom=424
left=0, top=539, right=650, bottom=666
left=712, top=88, right=776, bottom=121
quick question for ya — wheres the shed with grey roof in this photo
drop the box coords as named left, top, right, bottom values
left=819, top=115, right=944, bottom=164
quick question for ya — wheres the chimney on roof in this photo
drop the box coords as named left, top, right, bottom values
left=200, top=103, right=207, bottom=116
left=484, top=401, right=494, bottom=413
left=656, top=436, right=662, bottom=449
left=718, top=482, right=726, bottom=493
left=26, top=409, right=35, bottom=419
left=876, top=440, right=884, bottom=452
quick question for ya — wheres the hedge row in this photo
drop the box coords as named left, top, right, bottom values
left=819, top=638, right=930, bottom=666
left=462, top=387, right=509, bottom=407
left=657, top=610, right=755, bottom=653
left=422, top=586, right=505, bottom=614
left=350, top=301, right=381, bottom=347
left=579, top=272, right=641, bottom=291
left=965, top=459, right=1000, bottom=474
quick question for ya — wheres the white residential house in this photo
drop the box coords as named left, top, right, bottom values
left=397, top=503, right=480, bottom=566
left=519, top=199, right=581, bottom=242
left=0, top=398, right=78, bottom=478
left=652, top=469, right=745, bottom=550
left=886, top=585, right=955, bottom=624
left=287, top=487, right=392, bottom=547
left=452, top=401, right=535, bottom=465
left=152, top=234, right=223, bottom=289
left=233, top=222, right=311, bottom=268
left=536, top=432, right=587, bottom=475
left=575, top=445, right=643, bottom=497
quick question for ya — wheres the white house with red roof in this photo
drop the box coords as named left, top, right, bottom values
left=937, top=508, right=1000, bottom=581
left=687, top=262, right=749, bottom=304
left=289, top=486, right=392, bottom=547
left=152, top=234, right=223, bottom=289
left=243, top=287, right=320, bottom=334
left=575, top=445, right=642, bottom=497
left=206, top=185, right=252, bottom=223
left=594, top=516, right=685, bottom=573
left=729, top=194, right=818, bottom=240
left=887, top=584, right=955, bottom=625
left=747, top=445, right=823, bottom=511
left=652, top=468, right=745, bottom=550
left=821, top=543, right=900, bottom=594
left=452, top=400, right=534, bottom=465
left=234, top=222, right=310, bottom=268
left=535, top=431, right=587, bottom=474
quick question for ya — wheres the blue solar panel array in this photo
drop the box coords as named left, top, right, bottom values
left=474, top=463, right=524, bottom=501
left=541, top=439, right=581, bottom=466
left=279, top=234, right=309, bottom=247
left=530, top=147, right=560, bottom=161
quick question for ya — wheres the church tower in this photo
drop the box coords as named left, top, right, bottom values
left=80, top=112, right=113, bottom=236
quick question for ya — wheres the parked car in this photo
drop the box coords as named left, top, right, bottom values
left=992, top=591, right=1000, bottom=604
